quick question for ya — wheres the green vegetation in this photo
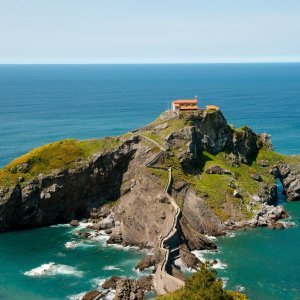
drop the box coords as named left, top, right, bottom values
left=155, top=147, right=291, bottom=221
left=158, top=263, right=247, bottom=300
left=149, top=168, right=169, bottom=188
left=143, top=116, right=188, bottom=145
left=0, top=136, right=126, bottom=188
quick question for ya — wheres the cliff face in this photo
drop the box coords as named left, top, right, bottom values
left=0, top=109, right=299, bottom=246
left=0, top=137, right=140, bottom=231
left=165, top=110, right=259, bottom=171
left=276, top=160, right=300, bottom=201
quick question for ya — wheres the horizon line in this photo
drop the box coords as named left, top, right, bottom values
left=1, top=61, right=300, bottom=65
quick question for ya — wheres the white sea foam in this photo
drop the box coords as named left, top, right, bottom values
left=280, top=220, right=296, bottom=227
left=235, top=285, right=245, bottom=292
left=24, top=262, right=83, bottom=277
left=65, top=240, right=96, bottom=249
left=133, top=265, right=154, bottom=276
left=103, top=265, right=122, bottom=271
left=191, top=251, right=227, bottom=270
left=103, top=290, right=115, bottom=300
left=91, top=233, right=110, bottom=242
left=191, top=249, right=218, bottom=262
left=221, top=277, right=229, bottom=288
left=90, top=277, right=106, bottom=288
left=65, top=241, right=81, bottom=249
left=50, top=223, right=70, bottom=228
left=68, top=292, right=86, bottom=300
left=226, top=232, right=236, bottom=238
left=205, top=234, right=217, bottom=241
left=212, top=259, right=227, bottom=270
left=174, top=258, right=196, bottom=273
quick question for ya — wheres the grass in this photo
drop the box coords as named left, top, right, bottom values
left=149, top=168, right=169, bottom=188
left=0, top=136, right=125, bottom=188
left=154, top=147, right=293, bottom=222
left=143, top=117, right=188, bottom=146
left=157, top=263, right=247, bottom=300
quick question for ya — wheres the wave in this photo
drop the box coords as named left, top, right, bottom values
left=211, top=259, right=227, bottom=270
left=90, top=277, right=106, bottom=288
left=226, top=232, right=236, bottom=238
left=234, top=285, right=245, bottom=292
left=174, top=258, right=196, bottom=274
left=221, top=277, right=229, bottom=288
left=50, top=223, right=70, bottom=228
left=65, top=241, right=82, bottom=249
left=205, top=234, right=217, bottom=241
left=102, top=265, right=122, bottom=271
left=191, top=249, right=218, bottom=261
left=103, top=290, right=115, bottom=300
left=24, top=262, right=83, bottom=277
left=67, top=292, right=86, bottom=300
left=280, top=220, right=296, bottom=228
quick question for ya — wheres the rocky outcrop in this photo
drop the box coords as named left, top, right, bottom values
left=225, top=204, right=288, bottom=229
left=135, top=254, right=160, bottom=272
left=179, top=243, right=201, bottom=269
left=165, top=110, right=263, bottom=172
left=0, top=137, right=140, bottom=232
left=102, top=276, right=122, bottom=289
left=114, top=279, right=144, bottom=300
left=205, top=165, right=231, bottom=175
left=82, top=290, right=103, bottom=300
left=182, top=188, right=223, bottom=236
left=275, top=162, right=300, bottom=201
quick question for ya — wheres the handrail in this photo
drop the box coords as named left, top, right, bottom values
left=142, top=134, right=184, bottom=293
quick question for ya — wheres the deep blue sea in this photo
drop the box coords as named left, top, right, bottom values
left=0, top=64, right=299, bottom=299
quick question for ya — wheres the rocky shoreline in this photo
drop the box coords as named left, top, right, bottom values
left=0, top=108, right=299, bottom=299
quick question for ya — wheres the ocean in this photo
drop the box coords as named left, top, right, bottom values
left=0, top=64, right=299, bottom=299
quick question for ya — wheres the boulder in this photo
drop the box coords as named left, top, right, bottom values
left=82, top=290, right=103, bottom=300
left=137, top=276, right=153, bottom=291
left=274, top=222, right=285, bottom=229
left=107, top=227, right=123, bottom=245
left=173, top=181, right=187, bottom=191
left=94, top=216, right=114, bottom=230
left=179, top=244, right=201, bottom=269
left=205, top=165, right=230, bottom=175
left=257, top=160, right=270, bottom=167
left=233, top=190, right=242, bottom=198
left=70, top=219, right=79, bottom=226
left=102, top=276, right=122, bottom=289
left=114, top=279, right=144, bottom=300
left=250, top=173, right=262, bottom=182
left=135, top=255, right=158, bottom=272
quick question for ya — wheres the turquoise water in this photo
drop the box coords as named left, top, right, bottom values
left=0, top=64, right=299, bottom=299
left=202, top=201, right=300, bottom=299
left=0, top=224, right=148, bottom=300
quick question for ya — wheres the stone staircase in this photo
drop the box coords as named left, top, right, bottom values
left=141, top=135, right=185, bottom=295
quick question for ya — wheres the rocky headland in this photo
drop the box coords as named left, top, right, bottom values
left=0, top=108, right=299, bottom=299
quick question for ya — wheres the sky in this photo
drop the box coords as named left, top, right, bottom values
left=0, top=0, right=300, bottom=64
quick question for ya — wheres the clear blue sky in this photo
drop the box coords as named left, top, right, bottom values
left=0, top=0, right=300, bottom=64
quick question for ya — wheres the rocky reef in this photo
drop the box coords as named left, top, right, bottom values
left=0, top=108, right=299, bottom=299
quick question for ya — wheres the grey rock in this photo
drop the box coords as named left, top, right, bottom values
left=250, top=173, right=262, bottom=182
left=70, top=219, right=79, bottom=226
left=257, top=159, right=270, bottom=167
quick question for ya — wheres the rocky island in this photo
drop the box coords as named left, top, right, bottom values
left=0, top=108, right=299, bottom=299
